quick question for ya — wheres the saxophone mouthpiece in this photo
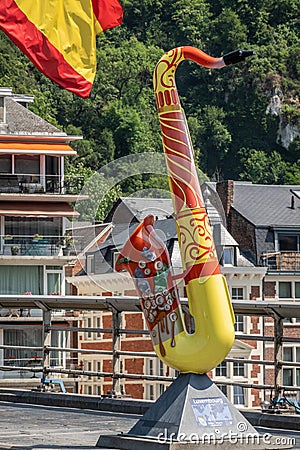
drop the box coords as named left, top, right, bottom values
left=223, top=49, right=256, bottom=66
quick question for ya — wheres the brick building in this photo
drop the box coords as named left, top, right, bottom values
left=216, top=180, right=300, bottom=393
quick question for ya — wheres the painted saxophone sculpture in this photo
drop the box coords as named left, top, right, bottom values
left=116, top=47, right=254, bottom=373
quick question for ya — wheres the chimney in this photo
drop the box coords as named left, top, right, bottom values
left=0, top=88, right=13, bottom=133
left=216, top=180, right=234, bottom=218
left=291, top=195, right=295, bottom=210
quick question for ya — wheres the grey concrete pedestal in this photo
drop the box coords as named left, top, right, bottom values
left=96, top=374, right=294, bottom=449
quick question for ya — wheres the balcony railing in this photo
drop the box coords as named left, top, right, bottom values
left=0, top=173, right=85, bottom=195
left=1, top=235, right=83, bottom=256
left=261, top=251, right=300, bottom=271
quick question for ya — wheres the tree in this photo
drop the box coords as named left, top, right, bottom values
left=64, top=161, right=123, bottom=221
left=239, top=148, right=290, bottom=184
left=192, top=106, right=232, bottom=177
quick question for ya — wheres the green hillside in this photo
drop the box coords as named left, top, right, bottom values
left=0, top=0, right=299, bottom=217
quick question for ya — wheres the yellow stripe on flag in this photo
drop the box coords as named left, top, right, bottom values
left=0, top=0, right=122, bottom=96
left=15, top=0, right=97, bottom=83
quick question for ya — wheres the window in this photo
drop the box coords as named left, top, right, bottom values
left=4, top=328, right=42, bottom=367
left=159, top=360, right=164, bottom=376
left=87, top=317, right=92, bottom=338
left=0, top=265, right=43, bottom=295
left=283, top=346, right=300, bottom=387
left=149, top=385, right=154, bottom=400
left=96, top=316, right=102, bottom=338
left=278, top=234, right=299, bottom=251
left=279, top=282, right=291, bottom=299
left=215, top=361, right=227, bottom=377
left=278, top=281, right=300, bottom=306
left=235, top=315, right=245, bottom=333
left=46, top=155, right=59, bottom=177
left=283, top=347, right=293, bottom=362
left=47, top=272, right=62, bottom=295
left=147, top=359, right=154, bottom=376
left=86, top=255, right=95, bottom=274
left=0, top=154, right=11, bottom=173
left=113, top=252, right=120, bottom=271
left=231, top=287, right=244, bottom=301
left=146, top=358, right=165, bottom=377
left=217, top=384, right=228, bottom=397
left=233, top=385, right=245, bottom=405
left=97, top=361, right=102, bottom=380
left=233, top=361, right=245, bottom=377
left=283, top=369, right=293, bottom=386
left=0, top=97, right=4, bottom=122
left=51, top=329, right=69, bottom=366
left=5, top=217, right=61, bottom=242
left=45, top=266, right=64, bottom=304
left=87, top=361, right=92, bottom=380
left=223, top=247, right=234, bottom=265
left=159, top=384, right=165, bottom=395
left=231, top=287, right=245, bottom=333
left=15, top=155, right=40, bottom=177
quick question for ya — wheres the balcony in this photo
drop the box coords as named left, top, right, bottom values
left=1, top=235, right=83, bottom=257
left=0, top=173, right=84, bottom=195
left=261, top=251, right=300, bottom=272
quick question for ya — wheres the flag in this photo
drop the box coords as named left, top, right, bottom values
left=0, top=0, right=123, bottom=98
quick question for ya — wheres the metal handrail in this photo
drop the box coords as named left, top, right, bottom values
left=261, top=250, right=300, bottom=271
left=0, top=173, right=84, bottom=195
left=0, top=297, right=299, bottom=404
left=0, top=234, right=84, bottom=256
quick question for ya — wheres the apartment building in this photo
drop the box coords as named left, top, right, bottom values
left=0, top=87, right=82, bottom=386
left=216, top=180, right=300, bottom=395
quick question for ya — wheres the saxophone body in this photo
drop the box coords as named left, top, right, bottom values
left=116, top=47, right=254, bottom=373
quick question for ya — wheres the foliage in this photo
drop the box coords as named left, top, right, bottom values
left=239, top=148, right=282, bottom=184
left=64, top=160, right=123, bottom=221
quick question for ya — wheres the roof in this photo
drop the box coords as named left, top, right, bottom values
left=121, top=197, right=174, bottom=220
left=89, top=214, right=254, bottom=271
left=232, top=182, right=300, bottom=227
left=107, top=197, right=174, bottom=223
left=67, top=223, right=112, bottom=255
left=0, top=91, right=81, bottom=147
left=202, top=183, right=225, bottom=226
left=90, top=217, right=178, bottom=254
left=107, top=189, right=223, bottom=225
left=213, top=222, right=238, bottom=247
left=4, top=97, right=65, bottom=136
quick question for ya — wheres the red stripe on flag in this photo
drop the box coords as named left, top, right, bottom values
left=92, top=0, right=123, bottom=31
left=0, top=0, right=92, bottom=98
